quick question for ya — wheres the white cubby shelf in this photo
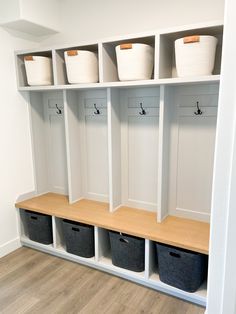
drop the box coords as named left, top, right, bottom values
left=17, top=204, right=208, bottom=306
left=15, top=21, right=223, bottom=90
left=15, top=20, right=223, bottom=308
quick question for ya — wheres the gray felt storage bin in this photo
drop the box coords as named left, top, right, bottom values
left=109, top=231, right=145, bottom=272
left=62, top=219, right=94, bottom=258
left=24, top=210, right=53, bottom=245
left=156, top=243, right=208, bottom=292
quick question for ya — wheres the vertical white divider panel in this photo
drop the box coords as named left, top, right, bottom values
left=94, top=226, right=99, bottom=262
left=145, top=239, right=157, bottom=280
left=52, top=49, right=58, bottom=85
left=154, top=34, right=160, bottom=79
left=157, top=85, right=171, bottom=222
left=144, top=239, right=150, bottom=280
left=98, top=43, right=104, bottom=83
left=107, top=88, right=122, bottom=212
left=63, top=90, right=83, bottom=203
left=52, top=216, right=57, bottom=249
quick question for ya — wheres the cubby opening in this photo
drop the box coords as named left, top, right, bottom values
left=148, top=240, right=208, bottom=298
left=64, top=89, right=109, bottom=203
left=95, top=227, right=111, bottom=262
left=158, top=25, right=223, bottom=79
left=147, top=240, right=158, bottom=280
left=53, top=216, right=65, bottom=251
left=102, top=36, right=155, bottom=82
left=18, top=208, right=30, bottom=239
left=16, top=50, right=53, bottom=87
left=54, top=217, right=96, bottom=261
left=109, top=87, right=160, bottom=212
left=18, top=208, right=54, bottom=248
left=97, top=227, right=145, bottom=277
left=162, top=83, right=219, bottom=222
left=55, top=44, right=99, bottom=85
left=30, top=91, right=68, bottom=196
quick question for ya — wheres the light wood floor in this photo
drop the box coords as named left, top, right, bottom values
left=0, top=247, right=205, bottom=314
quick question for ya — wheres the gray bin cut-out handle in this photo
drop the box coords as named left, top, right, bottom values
left=30, top=216, right=38, bottom=220
left=72, top=227, right=80, bottom=232
left=119, top=238, right=129, bottom=244
left=169, top=252, right=181, bottom=258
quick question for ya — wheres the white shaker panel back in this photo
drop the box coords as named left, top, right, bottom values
left=168, top=84, right=218, bottom=221
left=128, top=116, right=158, bottom=205
left=176, top=116, right=216, bottom=215
left=79, top=91, right=109, bottom=202
left=121, top=88, right=160, bottom=211
left=43, top=93, right=68, bottom=194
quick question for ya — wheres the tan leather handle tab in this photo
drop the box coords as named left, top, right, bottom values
left=120, top=43, right=133, bottom=50
left=67, top=50, right=78, bottom=56
left=24, top=55, right=34, bottom=61
left=183, top=36, right=200, bottom=44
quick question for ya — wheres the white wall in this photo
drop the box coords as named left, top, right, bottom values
left=0, top=28, right=35, bottom=257
left=42, top=0, right=225, bottom=45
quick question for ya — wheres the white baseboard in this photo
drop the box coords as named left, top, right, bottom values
left=0, top=237, right=21, bottom=258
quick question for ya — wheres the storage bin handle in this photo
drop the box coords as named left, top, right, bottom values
left=183, top=36, right=200, bottom=44
left=120, top=43, right=132, bottom=50
left=24, top=56, right=34, bottom=61
left=119, top=238, right=129, bottom=244
left=169, top=252, right=181, bottom=258
left=72, top=227, right=80, bottom=232
left=67, top=50, right=78, bottom=56
left=30, top=216, right=38, bottom=220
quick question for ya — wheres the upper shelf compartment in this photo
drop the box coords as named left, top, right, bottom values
left=101, top=35, right=156, bottom=82
left=158, top=24, right=223, bottom=79
left=16, top=49, right=54, bottom=88
left=54, top=43, right=100, bottom=85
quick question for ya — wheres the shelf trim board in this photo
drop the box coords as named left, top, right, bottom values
left=20, top=238, right=206, bottom=307
left=17, top=75, right=221, bottom=92
left=15, top=193, right=210, bottom=254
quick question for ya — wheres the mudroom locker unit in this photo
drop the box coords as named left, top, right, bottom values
left=15, top=20, right=223, bottom=306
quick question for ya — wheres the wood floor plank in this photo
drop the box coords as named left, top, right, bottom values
left=0, top=248, right=38, bottom=278
left=0, top=248, right=205, bottom=314
left=1, top=293, right=39, bottom=314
